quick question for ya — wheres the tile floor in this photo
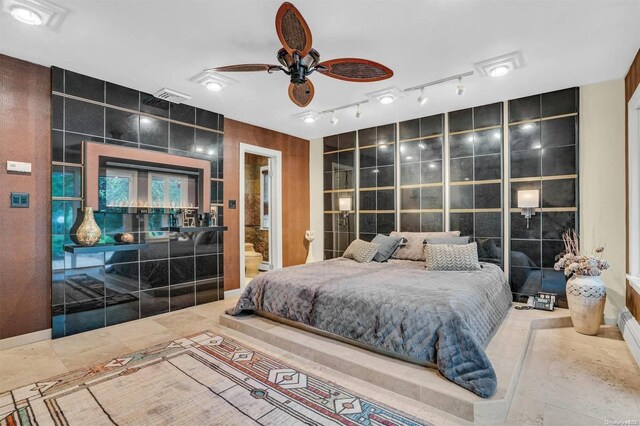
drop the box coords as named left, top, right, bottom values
left=1, top=297, right=638, bottom=425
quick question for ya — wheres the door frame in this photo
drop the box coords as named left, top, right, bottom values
left=239, top=143, right=283, bottom=289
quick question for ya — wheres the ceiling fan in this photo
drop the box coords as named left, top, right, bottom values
left=213, top=2, right=394, bottom=107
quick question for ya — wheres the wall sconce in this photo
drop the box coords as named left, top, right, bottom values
left=518, top=190, right=539, bottom=228
left=338, top=197, right=352, bottom=218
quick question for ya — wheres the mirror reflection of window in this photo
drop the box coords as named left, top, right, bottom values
left=260, top=166, right=270, bottom=230
left=105, top=169, right=138, bottom=208
left=149, top=173, right=191, bottom=208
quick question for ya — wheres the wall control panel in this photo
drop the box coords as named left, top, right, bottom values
left=7, top=161, right=32, bottom=173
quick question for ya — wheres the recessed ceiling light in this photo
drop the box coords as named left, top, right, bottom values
left=475, top=51, right=524, bottom=77
left=489, top=65, right=510, bottom=77
left=522, top=123, right=534, bottom=130
left=11, top=6, right=42, bottom=25
left=293, top=110, right=322, bottom=124
left=206, top=82, right=223, bottom=92
left=191, top=70, right=236, bottom=92
left=406, top=156, right=413, bottom=160
left=366, top=86, right=406, bottom=105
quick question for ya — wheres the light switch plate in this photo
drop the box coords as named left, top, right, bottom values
left=228, top=200, right=236, bottom=209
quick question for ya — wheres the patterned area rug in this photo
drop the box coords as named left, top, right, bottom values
left=0, top=331, right=431, bottom=425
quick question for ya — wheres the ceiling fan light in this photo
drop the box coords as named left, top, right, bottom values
left=10, top=7, right=42, bottom=25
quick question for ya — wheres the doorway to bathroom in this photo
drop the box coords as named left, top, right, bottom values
left=239, top=144, right=282, bottom=288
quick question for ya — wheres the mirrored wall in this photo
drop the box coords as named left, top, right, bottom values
left=398, top=114, right=445, bottom=232
left=322, top=88, right=579, bottom=305
left=323, top=132, right=356, bottom=259
left=509, top=88, right=579, bottom=307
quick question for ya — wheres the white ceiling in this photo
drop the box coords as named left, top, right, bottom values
left=1, top=0, right=638, bottom=140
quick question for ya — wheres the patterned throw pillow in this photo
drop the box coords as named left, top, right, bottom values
left=371, top=234, right=404, bottom=262
left=343, top=239, right=380, bottom=263
left=424, top=242, right=481, bottom=271
left=390, top=231, right=461, bottom=261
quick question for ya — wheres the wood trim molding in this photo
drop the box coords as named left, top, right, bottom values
left=626, top=49, right=640, bottom=320
left=84, top=142, right=211, bottom=212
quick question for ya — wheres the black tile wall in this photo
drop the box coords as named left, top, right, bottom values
left=323, top=131, right=357, bottom=259
left=358, top=124, right=397, bottom=241
left=449, top=102, right=503, bottom=266
left=509, top=87, right=578, bottom=307
left=399, top=114, right=445, bottom=232
left=321, top=89, right=579, bottom=308
left=50, top=66, right=224, bottom=338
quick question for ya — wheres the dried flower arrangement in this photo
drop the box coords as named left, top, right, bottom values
left=553, top=230, right=610, bottom=277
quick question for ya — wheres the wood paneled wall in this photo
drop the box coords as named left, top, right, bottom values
left=0, top=55, right=51, bottom=339
left=223, top=119, right=310, bottom=290
left=626, top=49, right=640, bottom=320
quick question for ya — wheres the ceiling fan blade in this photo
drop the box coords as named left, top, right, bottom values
left=213, top=64, right=279, bottom=72
left=276, top=2, right=313, bottom=57
left=288, top=79, right=314, bottom=107
left=316, top=58, right=394, bottom=82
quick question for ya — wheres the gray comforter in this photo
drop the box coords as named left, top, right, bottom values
left=228, top=258, right=512, bottom=398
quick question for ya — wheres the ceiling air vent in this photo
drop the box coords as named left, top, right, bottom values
left=152, top=88, right=192, bottom=104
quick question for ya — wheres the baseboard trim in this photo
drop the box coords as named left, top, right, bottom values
left=618, top=307, right=640, bottom=367
left=224, top=289, right=242, bottom=298
left=0, top=329, right=51, bottom=351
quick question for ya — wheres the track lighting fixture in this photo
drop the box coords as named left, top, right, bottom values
left=417, top=88, right=428, bottom=106
left=456, top=77, right=465, bottom=96
left=330, top=111, right=338, bottom=125
left=355, top=104, right=362, bottom=119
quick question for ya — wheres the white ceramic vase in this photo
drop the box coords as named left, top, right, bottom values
left=566, top=275, right=606, bottom=335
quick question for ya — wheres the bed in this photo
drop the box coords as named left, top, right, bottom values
left=227, top=257, right=512, bottom=398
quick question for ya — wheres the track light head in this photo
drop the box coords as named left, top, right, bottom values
left=417, top=88, right=428, bottom=106
left=456, top=77, right=465, bottom=96
left=330, top=111, right=338, bottom=126
left=355, top=104, right=362, bottom=119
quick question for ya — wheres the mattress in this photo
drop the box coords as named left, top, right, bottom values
left=228, top=258, right=512, bottom=398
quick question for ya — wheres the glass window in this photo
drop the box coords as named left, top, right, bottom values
left=148, top=172, right=190, bottom=208
left=105, top=168, right=137, bottom=208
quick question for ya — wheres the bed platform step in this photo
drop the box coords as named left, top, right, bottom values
left=220, top=304, right=571, bottom=424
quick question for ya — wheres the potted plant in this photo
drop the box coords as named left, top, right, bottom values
left=554, top=230, right=610, bottom=335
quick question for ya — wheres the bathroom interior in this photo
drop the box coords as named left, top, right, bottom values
left=244, top=153, right=271, bottom=284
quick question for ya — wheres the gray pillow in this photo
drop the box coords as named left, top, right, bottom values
left=343, top=239, right=380, bottom=263
left=390, top=231, right=461, bottom=261
left=371, top=234, right=404, bottom=262
left=424, top=242, right=481, bottom=271
left=424, top=236, right=470, bottom=245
